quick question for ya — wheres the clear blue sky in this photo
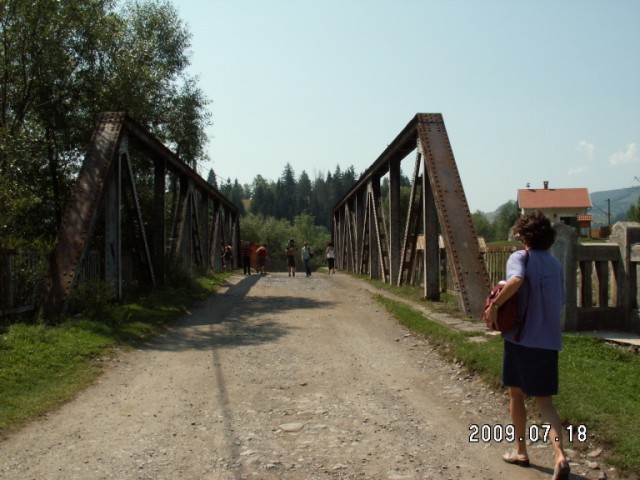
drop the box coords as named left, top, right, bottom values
left=175, top=0, right=640, bottom=213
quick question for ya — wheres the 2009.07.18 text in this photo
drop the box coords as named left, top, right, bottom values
left=468, top=424, right=588, bottom=443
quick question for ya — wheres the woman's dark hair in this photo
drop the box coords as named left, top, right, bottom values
left=514, top=211, right=556, bottom=250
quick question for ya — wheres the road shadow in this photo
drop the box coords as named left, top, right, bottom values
left=147, top=274, right=332, bottom=352
left=137, top=274, right=334, bottom=475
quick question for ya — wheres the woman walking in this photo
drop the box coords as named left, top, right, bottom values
left=483, top=211, right=570, bottom=480
left=325, top=242, right=336, bottom=274
left=301, top=242, right=313, bottom=277
left=284, top=239, right=296, bottom=277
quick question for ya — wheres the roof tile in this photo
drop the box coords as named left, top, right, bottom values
left=517, top=188, right=592, bottom=209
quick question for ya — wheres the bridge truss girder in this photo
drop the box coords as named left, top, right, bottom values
left=333, top=113, right=489, bottom=317
left=41, top=112, right=239, bottom=320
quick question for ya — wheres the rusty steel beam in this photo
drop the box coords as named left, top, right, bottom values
left=40, top=113, right=124, bottom=319
left=417, top=115, right=489, bottom=315
left=40, top=112, right=239, bottom=320
left=333, top=113, right=489, bottom=317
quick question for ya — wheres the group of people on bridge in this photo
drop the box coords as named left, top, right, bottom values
left=221, top=242, right=269, bottom=275
left=221, top=240, right=337, bottom=278
left=283, top=239, right=336, bottom=277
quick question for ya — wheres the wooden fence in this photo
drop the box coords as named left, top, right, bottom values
left=0, top=249, right=48, bottom=316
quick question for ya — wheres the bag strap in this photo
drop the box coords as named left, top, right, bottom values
left=514, top=250, right=530, bottom=342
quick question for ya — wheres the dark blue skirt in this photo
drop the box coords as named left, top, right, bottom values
left=502, top=340, right=559, bottom=396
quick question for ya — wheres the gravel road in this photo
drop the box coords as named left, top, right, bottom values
left=0, top=272, right=616, bottom=479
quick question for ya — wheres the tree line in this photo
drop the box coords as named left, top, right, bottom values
left=0, top=0, right=552, bottom=252
left=212, top=161, right=520, bottom=247
left=213, top=163, right=359, bottom=230
left=0, top=0, right=209, bottom=247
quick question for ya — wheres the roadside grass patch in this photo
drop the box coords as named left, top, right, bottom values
left=557, top=335, right=640, bottom=473
left=361, top=275, right=460, bottom=315
left=0, top=272, right=230, bottom=435
left=374, top=294, right=640, bottom=476
left=0, top=323, right=111, bottom=433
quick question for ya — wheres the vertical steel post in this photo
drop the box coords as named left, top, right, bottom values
left=420, top=141, right=440, bottom=301
left=388, top=159, right=402, bottom=284
left=153, top=159, right=166, bottom=283
left=104, top=148, right=122, bottom=299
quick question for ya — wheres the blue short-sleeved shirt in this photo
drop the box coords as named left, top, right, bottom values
left=503, top=249, right=565, bottom=351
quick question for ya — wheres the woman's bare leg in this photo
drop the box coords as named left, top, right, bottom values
left=509, top=387, right=529, bottom=458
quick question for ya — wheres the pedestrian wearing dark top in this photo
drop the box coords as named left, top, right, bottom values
left=284, top=239, right=296, bottom=277
left=241, top=241, right=252, bottom=275
left=222, top=244, right=233, bottom=272
left=301, top=242, right=313, bottom=277
left=325, top=242, right=336, bottom=274
left=483, top=211, right=570, bottom=480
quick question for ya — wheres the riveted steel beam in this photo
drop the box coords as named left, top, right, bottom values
left=40, top=112, right=239, bottom=320
left=333, top=114, right=489, bottom=317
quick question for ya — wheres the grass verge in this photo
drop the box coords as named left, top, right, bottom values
left=373, top=294, right=640, bottom=476
left=0, top=272, right=231, bottom=436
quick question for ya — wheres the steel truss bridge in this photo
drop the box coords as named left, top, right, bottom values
left=40, top=112, right=487, bottom=320
left=332, top=113, right=490, bottom=317
left=41, top=112, right=239, bottom=319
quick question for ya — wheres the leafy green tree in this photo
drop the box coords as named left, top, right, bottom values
left=250, top=175, right=276, bottom=217
left=342, top=166, right=357, bottom=192
left=296, top=170, right=312, bottom=214
left=228, top=179, right=246, bottom=216
left=310, top=173, right=331, bottom=229
left=0, top=0, right=209, bottom=244
left=471, top=211, right=495, bottom=242
left=0, top=0, right=119, bottom=239
left=275, top=163, right=297, bottom=221
left=494, top=201, right=519, bottom=241
left=293, top=213, right=330, bottom=257
left=240, top=213, right=295, bottom=261
left=332, top=165, right=343, bottom=200
left=627, top=196, right=640, bottom=222
left=206, top=168, right=218, bottom=188
left=161, top=77, right=211, bottom=169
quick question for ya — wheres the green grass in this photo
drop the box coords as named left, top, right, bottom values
left=0, top=322, right=111, bottom=431
left=374, top=294, right=640, bottom=476
left=558, top=336, right=640, bottom=472
left=0, top=272, right=231, bottom=435
left=355, top=273, right=461, bottom=315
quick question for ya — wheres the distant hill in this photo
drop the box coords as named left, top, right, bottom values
left=484, top=186, right=640, bottom=227
left=590, top=186, right=640, bottom=226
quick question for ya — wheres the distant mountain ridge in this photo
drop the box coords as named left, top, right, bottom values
left=485, top=186, right=640, bottom=227
left=589, top=186, right=640, bottom=226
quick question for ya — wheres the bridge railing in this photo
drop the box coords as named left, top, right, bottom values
left=439, top=223, right=640, bottom=333
left=1, top=249, right=105, bottom=318
left=0, top=248, right=47, bottom=316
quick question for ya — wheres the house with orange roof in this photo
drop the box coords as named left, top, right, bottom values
left=517, top=181, right=593, bottom=236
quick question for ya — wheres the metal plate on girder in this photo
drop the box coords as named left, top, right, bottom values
left=417, top=114, right=489, bottom=316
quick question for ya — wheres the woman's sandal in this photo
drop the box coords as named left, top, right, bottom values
left=552, top=461, right=571, bottom=480
left=502, top=451, right=531, bottom=467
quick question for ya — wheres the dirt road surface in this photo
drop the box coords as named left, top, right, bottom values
left=0, top=272, right=614, bottom=479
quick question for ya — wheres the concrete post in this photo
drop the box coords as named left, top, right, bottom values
left=550, top=223, right=578, bottom=330
left=611, top=222, right=640, bottom=329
